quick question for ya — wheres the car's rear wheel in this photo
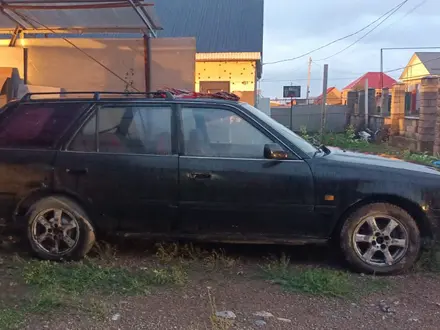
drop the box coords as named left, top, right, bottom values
left=26, top=196, right=95, bottom=261
left=340, top=203, right=420, bottom=274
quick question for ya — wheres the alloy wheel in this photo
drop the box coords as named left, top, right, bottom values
left=30, top=208, right=80, bottom=256
left=352, top=214, right=409, bottom=267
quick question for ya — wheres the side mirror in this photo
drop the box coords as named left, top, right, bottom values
left=264, top=143, right=289, bottom=160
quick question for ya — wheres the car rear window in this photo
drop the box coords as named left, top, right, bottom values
left=0, top=102, right=86, bottom=149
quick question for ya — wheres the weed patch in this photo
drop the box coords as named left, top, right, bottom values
left=261, top=254, right=389, bottom=298
left=416, top=244, right=440, bottom=273
left=155, top=243, right=238, bottom=271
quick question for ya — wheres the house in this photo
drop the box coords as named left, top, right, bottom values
left=343, top=72, right=396, bottom=91
left=399, top=52, right=440, bottom=114
left=400, top=52, right=440, bottom=84
left=314, top=87, right=341, bottom=105
left=154, top=0, right=264, bottom=105
left=341, top=72, right=397, bottom=105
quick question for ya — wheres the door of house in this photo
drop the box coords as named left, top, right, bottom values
left=199, top=81, right=230, bottom=94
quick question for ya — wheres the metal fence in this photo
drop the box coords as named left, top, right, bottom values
left=270, top=105, right=350, bottom=133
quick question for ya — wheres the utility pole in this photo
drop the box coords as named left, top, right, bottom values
left=365, top=78, right=369, bottom=128
left=289, top=82, right=293, bottom=130
left=306, top=57, right=312, bottom=104
left=320, top=64, right=328, bottom=142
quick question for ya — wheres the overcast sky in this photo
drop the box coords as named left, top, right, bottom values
left=261, top=0, right=440, bottom=99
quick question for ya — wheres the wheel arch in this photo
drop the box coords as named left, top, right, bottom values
left=333, top=194, right=433, bottom=241
left=14, top=189, right=98, bottom=229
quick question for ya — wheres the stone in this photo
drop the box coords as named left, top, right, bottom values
left=111, top=313, right=121, bottom=321
left=379, top=301, right=396, bottom=314
left=215, top=311, right=236, bottom=319
left=254, top=311, right=274, bottom=319
left=277, top=317, right=292, bottom=323
left=255, top=320, right=267, bottom=327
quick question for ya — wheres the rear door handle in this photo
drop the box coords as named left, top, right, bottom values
left=188, top=172, right=212, bottom=180
left=66, top=168, right=88, bottom=175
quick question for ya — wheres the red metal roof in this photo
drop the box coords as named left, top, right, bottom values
left=314, top=87, right=336, bottom=104
left=343, top=72, right=397, bottom=90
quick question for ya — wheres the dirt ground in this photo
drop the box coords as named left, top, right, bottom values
left=1, top=234, right=440, bottom=330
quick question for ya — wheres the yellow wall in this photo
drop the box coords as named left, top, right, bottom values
left=400, top=55, right=430, bottom=83
left=195, top=60, right=257, bottom=105
left=326, top=89, right=342, bottom=105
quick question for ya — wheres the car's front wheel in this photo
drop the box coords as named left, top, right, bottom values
left=340, top=203, right=421, bottom=274
left=26, top=196, right=95, bottom=261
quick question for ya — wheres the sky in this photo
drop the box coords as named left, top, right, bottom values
left=261, top=0, right=440, bottom=99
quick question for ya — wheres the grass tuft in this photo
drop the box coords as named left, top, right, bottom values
left=261, top=254, right=389, bottom=298
left=415, top=244, right=440, bottom=273
left=155, top=242, right=238, bottom=271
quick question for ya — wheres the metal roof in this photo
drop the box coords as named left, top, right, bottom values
left=0, top=1, right=162, bottom=35
left=153, top=0, right=264, bottom=54
left=415, top=52, right=440, bottom=76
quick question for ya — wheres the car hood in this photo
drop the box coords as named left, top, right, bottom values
left=325, top=147, right=440, bottom=175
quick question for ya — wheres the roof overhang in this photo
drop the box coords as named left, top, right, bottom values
left=195, top=52, right=262, bottom=79
left=0, top=1, right=162, bottom=36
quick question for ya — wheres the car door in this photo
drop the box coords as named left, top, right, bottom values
left=177, top=104, right=316, bottom=237
left=54, top=102, right=179, bottom=233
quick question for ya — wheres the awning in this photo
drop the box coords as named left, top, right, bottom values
left=0, top=1, right=162, bottom=36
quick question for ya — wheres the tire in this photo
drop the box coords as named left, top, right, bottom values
left=340, top=203, right=420, bottom=275
left=26, top=196, right=95, bottom=261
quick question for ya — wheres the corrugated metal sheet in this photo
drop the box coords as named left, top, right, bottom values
left=153, top=0, right=264, bottom=54
left=416, top=52, right=440, bottom=75
left=0, top=1, right=161, bottom=33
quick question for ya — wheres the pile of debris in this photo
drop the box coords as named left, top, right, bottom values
left=158, top=88, right=240, bottom=101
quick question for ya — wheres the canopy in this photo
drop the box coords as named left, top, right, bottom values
left=0, top=1, right=162, bottom=36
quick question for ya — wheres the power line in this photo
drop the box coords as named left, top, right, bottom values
left=17, top=13, right=142, bottom=92
left=384, top=53, right=440, bottom=74
left=378, top=0, right=427, bottom=31
left=261, top=77, right=360, bottom=82
left=315, top=0, right=409, bottom=61
left=263, top=0, right=410, bottom=66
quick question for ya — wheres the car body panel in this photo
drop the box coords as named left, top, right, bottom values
left=307, top=148, right=440, bottom=237
left=53, top=151, right=179, bottom=232
left=0, top=149, right=56, bottom=223
left=178, top=156, right=316, bottom=236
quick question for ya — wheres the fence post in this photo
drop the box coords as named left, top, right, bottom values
left=320, top=64, right=328, bottom=142
left=390, top=83, right=406, bottom=136
left=418, top=76, right=438, bottom=153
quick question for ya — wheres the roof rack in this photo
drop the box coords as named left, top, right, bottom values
left=21, top=91, right=174, bottom=101
left=20, top=89, right=241, bottom=102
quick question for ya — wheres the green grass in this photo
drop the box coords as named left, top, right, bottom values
left=0, top=259, right=187, bottom=329
left=23, top=259, right=186, bottom=295
left=261, top=254, right=389, bottom=298
left=0, top=308, right=25, bottom=330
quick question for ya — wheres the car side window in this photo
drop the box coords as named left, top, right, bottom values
left=0, top=102, right=85, bottom=149
left=69, top=105, right=173, bottom=155
left=181, top=107, right=277, bottom=159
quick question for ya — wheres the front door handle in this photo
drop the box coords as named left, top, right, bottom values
left=188, top=172, right=212, bottom=180
left=66, top=168, right=88, bottom=175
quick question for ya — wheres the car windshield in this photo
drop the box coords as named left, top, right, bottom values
left=241, top=103, right=318, bottom=157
